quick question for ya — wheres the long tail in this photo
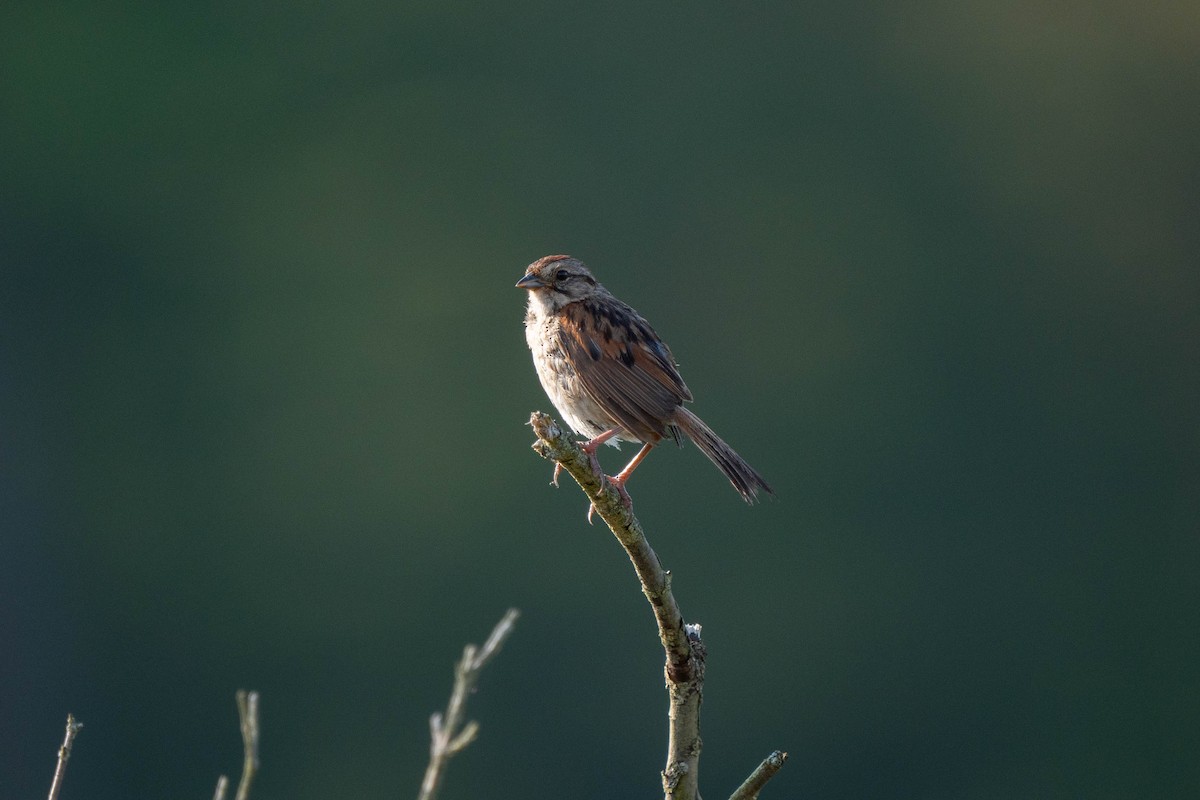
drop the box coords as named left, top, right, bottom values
left=674, top=408, right=774, bottom=503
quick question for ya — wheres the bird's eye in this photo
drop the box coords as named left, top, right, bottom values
left=556, top=269, right=570, bottom=281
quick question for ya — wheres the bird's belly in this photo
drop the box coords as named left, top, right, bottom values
left=527, top=325, right=626, bottom=442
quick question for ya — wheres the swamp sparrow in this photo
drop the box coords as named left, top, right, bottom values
left=518, top=254, right=773, bottom=503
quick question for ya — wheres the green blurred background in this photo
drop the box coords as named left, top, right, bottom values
left=4, top=2, right=1197, bottom=798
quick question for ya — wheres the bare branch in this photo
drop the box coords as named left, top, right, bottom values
left=46, top=714, right=83, bottom=800
left=418, top=608, right=520, bottom=800
left=234, top=691, right=260, bottom=800
left=445, top=720, right=480, bottom=754
left=728, top=751, right=789, bottom=800
left=530, top=411, right=706, bottom=800
left=476, top=612, right=519, bottom=667
left=212, top=774, right=229, bottom=800
left=529, top=413, right=695, bottom=677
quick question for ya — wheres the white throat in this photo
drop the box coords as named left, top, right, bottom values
left=526, top=289, right=564, bottom=319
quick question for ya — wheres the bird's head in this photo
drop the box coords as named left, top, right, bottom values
left=516, top=255, right=600, bottom=313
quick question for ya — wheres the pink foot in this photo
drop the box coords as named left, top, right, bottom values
left=608, top=475, right=634, bottom=508
left=585, top=475, right=633, bottom=524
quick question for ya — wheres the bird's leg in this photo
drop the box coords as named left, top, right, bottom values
left=586, top=442, right=654, bottom=523
left=609, top=442, right=655, bottom=490
left=578, top=427, right=620, bottom=478
left=580, top=428, right=620, bottom=455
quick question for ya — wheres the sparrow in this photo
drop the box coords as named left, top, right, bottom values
left=518, top=254, right=773, bottom=503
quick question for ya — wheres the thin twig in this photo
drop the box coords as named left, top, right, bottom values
left=234, top=691, right=260, bottom=800
left=728, top=750, right=788, bottom=800
left=530, top=412, right=707, bottom=800
left=47, top=714, right=83, bottom=800
left=418, top=608, right=520, bottom=800
left=212, top=774, right=229, bottom=800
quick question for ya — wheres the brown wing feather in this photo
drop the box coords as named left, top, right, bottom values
left=558, top=298, right=691, bottom=443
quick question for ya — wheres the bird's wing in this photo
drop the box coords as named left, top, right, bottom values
left=557, top=299, right=692, bottom=443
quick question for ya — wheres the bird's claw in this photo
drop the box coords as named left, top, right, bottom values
left=550, top=448, right=601, bottom=489
left=611, top=479, right=633, bottom=509
left=585, top=475, right=633, bottom=524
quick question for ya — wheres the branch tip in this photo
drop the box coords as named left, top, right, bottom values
left=447, top=720, right=480, bottom=753
left=478, top=608, right=520, bottom=663
left=47, top=714, right=84, bottom=800
left=233, top=690, right=260, bottom=800
left=727, top=750, right=788, bottom=800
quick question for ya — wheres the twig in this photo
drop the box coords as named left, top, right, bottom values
left=418, top=608, right=520, bottom=800
left=234, top=691, right=260, bottom=800
left=530, top=412, right=707, bottom=800
left=728, top=750, right=788, bottom=800
left=212, top=774, right=229, bottom=800
left=47, top=714, right=83, bottom=800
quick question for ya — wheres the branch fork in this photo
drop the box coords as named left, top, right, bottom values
left=419, top=609, right=520, bottom=800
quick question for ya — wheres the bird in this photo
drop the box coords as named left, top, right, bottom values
left=517, top=254, right=773, bottom=504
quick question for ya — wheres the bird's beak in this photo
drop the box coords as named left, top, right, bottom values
left=515, top=272, right=544, bottom=290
